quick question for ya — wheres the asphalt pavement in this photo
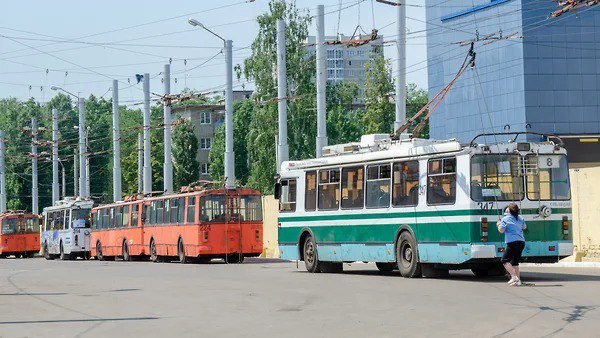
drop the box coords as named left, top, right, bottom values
left=1, top=257, right=600, bottom=337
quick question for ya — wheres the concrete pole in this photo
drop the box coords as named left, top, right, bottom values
left=73, top=149, right=78, bottom=197
left=315, top=4, right=327, bottom=157
left=112, top=80, right=122, bottom=201
left=78, top=97, right=86, bottom=197
left=276, top=19, right=289, bottom=172
left=52, top=108, right=59, bottom=205
left=163, top=64, right=173, bottom=193
left=85, top=130, right=90, bottom=197
left=224, top=40, right=235, bottom=188
left=61, top=163, right=66, bottom=199
left=394, top=2, right=407, bottom=131
left=0, top=130, right=6, bottom=213
left=31, top=118, right=38, bottom=214
left=143, top=73, right=152, bottom=194
left=137, top=133, right=143, bottom=194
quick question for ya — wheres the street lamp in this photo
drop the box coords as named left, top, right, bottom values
left=188, top=18, right=235, bottom=188
left=51, top=85, right=87, bottom=197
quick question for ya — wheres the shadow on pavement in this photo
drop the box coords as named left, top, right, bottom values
left=0, top=317, right=159, bottom=325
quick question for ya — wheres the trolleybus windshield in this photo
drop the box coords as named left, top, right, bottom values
left=72, top=208, right=91, bottom=228
left=470, top=154, right=524, bottom=201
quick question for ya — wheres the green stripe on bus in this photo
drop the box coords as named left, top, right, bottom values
left=278, top=208, right=572, bottom=223
left=279, top=220, right=567, bottom=244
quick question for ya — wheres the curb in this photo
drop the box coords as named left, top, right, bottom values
left=522, top=262, right=600, bottom=268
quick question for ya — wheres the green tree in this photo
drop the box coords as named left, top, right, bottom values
left=363, top=55, right=395, bottom=134
left=326, top=82, right=364, bottom=145
left=406, top=83, right=430, bottom=138
left=172, top=119, right=200, bottom=189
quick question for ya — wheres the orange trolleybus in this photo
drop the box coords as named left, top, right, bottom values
left=90, top=198, right=145, bottom=261
left=0, top=211, right=41, bottom=258
left=144, top=186, right=263, bottom=263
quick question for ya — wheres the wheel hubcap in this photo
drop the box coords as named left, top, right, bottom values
left=305, top=242, right=315, bottom=264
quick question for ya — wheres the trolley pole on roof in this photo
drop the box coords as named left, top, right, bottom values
left=112, top=80, right=122, bottom=202
left=137, top=133, right=143, bottom=193
left=31, top=118, right=39, bottom=214
left=276, top=19, right=289, bottom=172
left=0, top=130, right=6, bottom=213
left=394, top=1, right=407, bottom=131
left=315, top=4, right=327, bottom=157
left=52, top=108, right=59, bottom=205
left=73, top=149, right=78, bottom=197
left=143, top=73, right=152, bottom=194
left=78, top=98, right=87, bottom=197
left=163, top=64, right=173, bottom=193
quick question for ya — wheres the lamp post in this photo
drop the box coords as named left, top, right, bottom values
left=188, top=18, right=235, bottom=189
left=51, top=86, right=87, bottom=197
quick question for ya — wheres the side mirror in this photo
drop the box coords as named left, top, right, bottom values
left=274, top=182, right=281, bottom=200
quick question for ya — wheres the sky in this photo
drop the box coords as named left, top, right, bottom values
left=0, top=0, right=427, bottom=107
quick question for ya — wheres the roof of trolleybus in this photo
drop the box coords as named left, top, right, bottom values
left=42, top=197, right=94, bottom=214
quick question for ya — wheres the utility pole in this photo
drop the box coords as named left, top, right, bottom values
left=315, top=4, right=327, bottom=157
left=0, top=130, right=6, bottom=214
left=394, top=1, right=407, bottom=131
left=61, top=162, right=66, bottom=199
left=224, top=40, right=235, bottom=189
left=78, top=97, right=86, bottom=197
left=52, top=108, right=59, bottom=205
left=137, top=133, right=143, bottom=194
left=163, top=64, right=173, bottom=193
left=276, top=19, right=289, bottom=172
left=143, top=73, right=152, bottom=194
left=73, top=149, right=78, bottom=197
left=31, top=118, right=38, bottom=214
left=112, top=80, right=122, bottom=201
left=85, top=129, right=90, bottom=197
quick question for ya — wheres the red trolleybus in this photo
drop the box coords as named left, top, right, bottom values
left=144, top=187, right=263, bottom=263
left=90, top=197, right=145, bottom=261
left=0, top=211, right=40, bottom=258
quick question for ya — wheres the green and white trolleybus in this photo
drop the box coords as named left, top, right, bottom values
left=275, top=132, right=573, bottom=278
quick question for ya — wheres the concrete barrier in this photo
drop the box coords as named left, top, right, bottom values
left=570, top=164, right=600, bottom=262
left=260, top=195, right=280, bottom=258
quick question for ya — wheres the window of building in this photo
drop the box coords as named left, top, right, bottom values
left=201, top=163, right=209, bottom=175
left=341, top=166, right=364, bottom=209
left=200, top=138, right=211, bottom=149
left=366, top=164, right=391, bottom=208
left=200, top=111, right=211, bottom=124
left=186, top=197, right=196, bottom=223
left=318, top=169, right=341, bottom=210
left=279, top=179, right=297, bottom=212
left=392, top=161, right=420, bottom=207
left=305, top=171, right=317, bottom=211
left=427, top=158, right=457, bottom=205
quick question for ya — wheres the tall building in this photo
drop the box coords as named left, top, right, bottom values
left=171, top=90, right=252, bottom=180
left=425, top=0, right=600, bottom=148
left=306, top=33, right=384, bottom=102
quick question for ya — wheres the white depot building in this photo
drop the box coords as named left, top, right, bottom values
left=306, top=33, right=384, bottom=103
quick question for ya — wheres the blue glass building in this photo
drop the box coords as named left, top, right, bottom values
left=426, top=0, right=600, bottom=150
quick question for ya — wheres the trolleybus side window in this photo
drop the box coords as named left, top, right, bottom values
left=318, top=169, right=341, bottom=210
left=109, top=208, right=115, bottom=228
left=170, top=198, right=179, bottom=224
left=305, top=171, right=317, bottom=211
left=164, top=199, right=171, bottom=225
left=45, top=213, right=52, bottom=231
left=122, top=205, right=130, bottom=227
left=148, top=202, right=156, bottom=225
left=177, top=198, right=185, bottom=223
left=240, top=195, right=263, bottom=221
left=116, top=206, right=123, bottom=228
left=392, top=161, right=419, bottom=207
left=427, top=158, right=457, bottom=205
left=525, top=154, right=570, bottom=201
left=102, top=209, right=109, bottom=229
left=58, top=211, right=65, bottom=229
left=279, top=179, right=297, bottom=212
left=131, top=204, right=139, bottom=227
left=186, top=197, right=196, bottom=223
left=470, top=154, right=523, bottom=201
left=366, top=164, right=391, bottom=208
left=341, top=166, right=364, bottom=209
left=156, top=200, right=164, bottom=224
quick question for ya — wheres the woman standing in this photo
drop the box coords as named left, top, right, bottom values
left=497, top=203, right=527, bottom=286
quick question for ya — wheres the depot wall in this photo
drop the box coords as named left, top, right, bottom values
left=569, top=164, right=600, bottom=261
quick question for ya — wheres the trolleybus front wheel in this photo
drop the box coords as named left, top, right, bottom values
left=150, top=240, right=161, bottom=263
left=122, top=241, right=131, bottom=262
left=396, top=232, right=422, bottom=278
left=178, top=239, right=187, bottom=264
left=96, top=242, right=104, bottom=261
left=303, top=235, right=321, bottom=273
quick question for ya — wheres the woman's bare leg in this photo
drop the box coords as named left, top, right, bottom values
left=514, top=266, right=520, bottom=279
left=503, top=262, right=516, bottom=277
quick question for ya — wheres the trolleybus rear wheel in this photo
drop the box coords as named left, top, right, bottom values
left=150, top=240, right=159, bottom=263
left=376, top=262, right=395, bottom=272
left=59, top=243, right=69, bottom=261
left=96, top=242, right=104, bottom=261
left=396, top=232, right=422, bottom=278
left=122, top=241, right=131, bottom=262
left=303, top=235, right=321, bottom=273
left=178, top=239, right=187, bottom=264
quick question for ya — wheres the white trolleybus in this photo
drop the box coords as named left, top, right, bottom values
left=275, top=132, right=573, bottom=278
left=42, top=197, right=94, bottom=260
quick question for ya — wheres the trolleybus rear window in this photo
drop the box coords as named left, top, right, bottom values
left=470, top=154, right=523, bottom=201
left=25, top=217, right=40, bottom=233
left=427, top=158, right=457, bottom=205
left=200, top=195, right=225, bottom=222
left=240, top=195, right=263, bottom=221
left=1, top=218, right=16, bottom=234
left=525, top=154, right=570, bottom=201
left=72, top=208, right=91, bottom=228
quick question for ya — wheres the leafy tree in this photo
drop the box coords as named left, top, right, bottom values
left=172, top=119, right=200, bottom=188
left=326, top=82, right=364, bottom=145
left=363, top=55, right=395, bottom=134
left=406, top=83, right=430, bottom=138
